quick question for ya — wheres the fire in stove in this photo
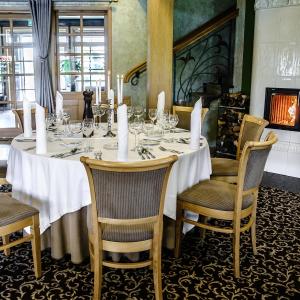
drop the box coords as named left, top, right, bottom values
left=264, top=87, right=300, bottom=131
left=270, top=94, right=297, bottom=126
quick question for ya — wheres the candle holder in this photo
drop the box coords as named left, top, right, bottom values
left=103, top=106, right=116, bottom=137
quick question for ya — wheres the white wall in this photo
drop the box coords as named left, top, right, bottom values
left=250, top=5, right=300, bottom=178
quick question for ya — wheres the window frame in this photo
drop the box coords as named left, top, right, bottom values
left=0, top=13, right=35, bottom=108
left=54, top=9, right=112, bottom=96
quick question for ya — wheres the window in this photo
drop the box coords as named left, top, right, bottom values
left=57, top=13, right=108, bottom=93
left=0, top=15, right=35, bottom=108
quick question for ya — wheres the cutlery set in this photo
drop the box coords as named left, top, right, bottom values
left=51, top=148, right=85, bottom=158
left=138, top=147, right=156, bottom=160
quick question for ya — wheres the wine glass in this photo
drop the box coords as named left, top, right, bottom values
left=69, top=120, right=82, bottom=137
left=148, top=108, right=157, bottom=125
left=62, top=112, right=71, bottom=136
left=92, top=104, right=100, bottom=125
left=167, top=114, right=179, bottom=143
left=129, top=117, right=144, bottom=151
left=127, top=106, right=134, bottom=121
left=82, top=118, right=94, bottom=138
left=134, top=105, right=144, bottom=120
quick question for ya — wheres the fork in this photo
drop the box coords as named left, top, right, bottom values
left=159, top=146, right=183, bottom=155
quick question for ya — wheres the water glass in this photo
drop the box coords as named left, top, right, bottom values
left=148, top=108, right=157, bottom=125
left=129, top=117, right=144, bottom=151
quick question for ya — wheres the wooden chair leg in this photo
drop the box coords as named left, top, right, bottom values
left=31, top=214, right=41, bottom=278
left=233, top=228, right=241, bottom=278
left=89, top=240, right=94, bottom=272
left=174, top=204, right=184, bottom=258
left=93, top=244, right=103, bottom=300
left=152, top=233, right=163, bottom=300
left=199, top=216, right=207, bottom=239
left=2, top=235, right=10, bottom=256
left=251, top=221, right=257, bottom=255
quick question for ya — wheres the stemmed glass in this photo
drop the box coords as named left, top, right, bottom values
left=99, top=104, right=107, bottom=125
left=129, top=117, right=144, bottom=151
left=127, top=106, right=134, bottom=121
left=82, top=118, right=94, bottom=138
left=62, top=112, right=71, bottom=136
left=167, top=114, right=179, bottom=143
left=148, top=108, right=157, bottom=125
left=92, top=105, right=100, bottom=125
left=134, top=105, right=144, bottom=120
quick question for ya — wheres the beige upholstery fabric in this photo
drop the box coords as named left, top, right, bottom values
left=211, top=157, right=239, bottom=177
left=178, top=180, right=253, bottom=211
left=0, top=194, right=38, bottom=227
left=176, top=111, right=191, bottom=131
left=239, top=121, right=263, bottom=153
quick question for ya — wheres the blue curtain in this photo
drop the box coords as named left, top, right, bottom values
left=28, top=0, right=54, bottom=112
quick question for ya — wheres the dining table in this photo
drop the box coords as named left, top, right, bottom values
left=6, top=124, right=212, bottom=263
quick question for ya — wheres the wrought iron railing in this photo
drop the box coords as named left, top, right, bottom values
left=124, top=6, right=238, bottom=103
left=173, top=19, right=235, bottom=105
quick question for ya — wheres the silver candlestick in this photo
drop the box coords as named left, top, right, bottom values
left=103, top=106, right=116, bottom=137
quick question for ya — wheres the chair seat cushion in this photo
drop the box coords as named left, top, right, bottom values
left=178, top=180, right=253, bottom=211
left=0, top=194, right=38, bottom=227
left=211, top=157, right=239, bottom=177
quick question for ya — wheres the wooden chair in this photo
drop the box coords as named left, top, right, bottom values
left=172, top=105, right=209, bottom=130
left=175, top=132, right=277, bottom=277
left=12, top=107, right=48, bottom=132
left=211, top=114, right=269, bottom=183
left=80, top=155, right=178, bottom=300
left=0, top=183, right=41, bottom=278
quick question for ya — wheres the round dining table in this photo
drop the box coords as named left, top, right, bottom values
left=6, top=126, right=211, bottom=263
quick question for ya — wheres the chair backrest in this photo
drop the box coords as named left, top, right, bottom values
left=237, top=131, right=277, bottom=194
left=172, top=105, right=209, bottom=130
left=236, top=114, right=269, bottom=160
left=12, top=107, right=48, bottom=132
left=81, top=156, right=177, bottom=242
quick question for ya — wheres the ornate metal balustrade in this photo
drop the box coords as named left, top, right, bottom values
left=173, top=20, right=235, bottom=105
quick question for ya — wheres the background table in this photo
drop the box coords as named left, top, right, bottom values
left=6, top=129, right=211, bottom=263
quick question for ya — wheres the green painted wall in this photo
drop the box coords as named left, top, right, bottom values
left=174, top=0, right=235, bottom=41
left=111, top=0, right=147, bottom=106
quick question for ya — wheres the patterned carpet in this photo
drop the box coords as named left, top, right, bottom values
left=0, top=186, right=299, bottom=299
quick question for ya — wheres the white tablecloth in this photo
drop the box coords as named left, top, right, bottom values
left=6, top=128, right=211, bottom=234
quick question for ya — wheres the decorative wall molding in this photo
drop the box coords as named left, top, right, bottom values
left=255, top=0, right=300, bottom=10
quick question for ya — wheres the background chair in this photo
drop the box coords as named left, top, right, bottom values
left=81, top=156, right=177, bottom=300
left=12, top=107, right=48, bottom=132
left=211, top=114, right=269, bottom=183
left=175, top=132, right=277, bottom=277
left=0, top=182, right=41, bottom=278
left=172, top=105, right=209, bottom=130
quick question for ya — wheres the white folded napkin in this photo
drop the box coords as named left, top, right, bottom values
left=190, top=100, right=201, bottom=150
left=108, top=89, right=115, bottom=124
left=35, top=104, right=47, bottom=154
left=117, top=104, right=128, bottom=162
left=199, top=97, right=203, bottom=136
left=55, top=91, right=64, bottom=116
left=157, top=91, right=165, bottom=115
left=23, top=100, right=32, bottom=138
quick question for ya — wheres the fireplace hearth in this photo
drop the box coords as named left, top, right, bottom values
left=264, top=87, right=300, bottom=131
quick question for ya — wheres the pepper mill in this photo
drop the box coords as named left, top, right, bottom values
left=83, top=89, right=94, bottom=120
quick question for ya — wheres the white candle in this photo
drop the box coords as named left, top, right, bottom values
left=107, top=70, right=111, bottom=91
left=99, top=78, right=102, bottom=103
left=117, top=74, right=121, bottom=105
left=95, top=80, right=99, bottom=105
left=23, top=99, right=32, bottom=138
left=120, top=74, right=124, bottom=105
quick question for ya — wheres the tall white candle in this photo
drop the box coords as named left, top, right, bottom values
left=107, top=70, right=111, bottom=91
left=120, top=74, right=124, bottom=105
left=117, top=74, right=121, bottom=105
left=23, top=99, right=32, bottom=138
left=95, top=80, right=99, bottom=105
left=99, top=78, right=102, bottom=103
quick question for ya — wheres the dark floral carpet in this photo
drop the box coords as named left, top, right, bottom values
left=0, top=186, right=299, bottom=299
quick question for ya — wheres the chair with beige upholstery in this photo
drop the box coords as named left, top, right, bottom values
left=0, top=182, right=41, bottom=278
left=172, top=105, right=209, bottom=130
left=212, top=114, right=269, bottom=183
left=81, top=155, right=178, bottom=300
left=175, top=132, right=277, bottom=277
left=12, top=107, right=48, bottom=132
